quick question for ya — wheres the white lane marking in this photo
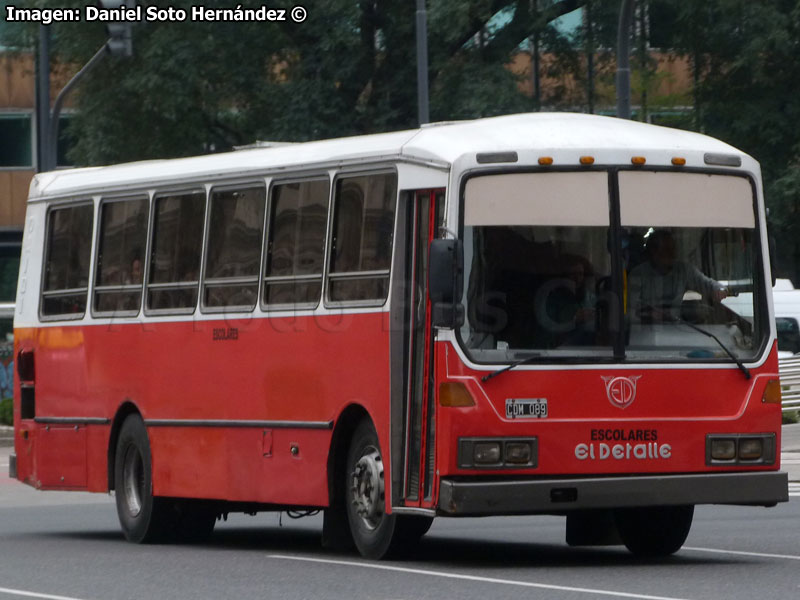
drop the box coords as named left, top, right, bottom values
left=269, top=554, right=697, bottom=600
left=683, top=547, right=800, bottom=561
left=0, top=587, right=90, bottom=600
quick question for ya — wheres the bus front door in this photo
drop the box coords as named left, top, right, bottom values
left=390, top=189, right=443, bottom=509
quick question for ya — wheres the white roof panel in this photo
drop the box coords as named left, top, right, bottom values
left=29, top=112, right=749, bottom=200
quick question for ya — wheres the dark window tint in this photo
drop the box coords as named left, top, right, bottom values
left=0, top=114, right=32, bottom=167
left=328, top=173, right=396, bottom=303
left=204, top=186, right=266, bottom=309
left=148, top=191, right=205, bottom=311
left=42, top=204, right=94, bottom=317
left=94, top=198, right=149, bottom=314
left=0, top=231, right=22, bottom=303
left=264, top=179, right=329, bottom=307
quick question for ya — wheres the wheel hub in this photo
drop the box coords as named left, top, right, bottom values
left=350, top=448, right=385, bottom=530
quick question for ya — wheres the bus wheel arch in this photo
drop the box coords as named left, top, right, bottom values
left=322, top=403, right=370, bottom=551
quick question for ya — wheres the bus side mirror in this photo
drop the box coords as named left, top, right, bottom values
left=429, top=239, right=464, bottom=329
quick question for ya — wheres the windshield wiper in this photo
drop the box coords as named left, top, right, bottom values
left=674, top=317, right=751, bottom=380
left=637, top=305, right=751, bottom=379
left=482, top=353, right=542, bottom=383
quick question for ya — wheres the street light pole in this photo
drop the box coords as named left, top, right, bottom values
left=35, top=26, right=51, bottom=173
left=616, top=0, right=635, bottom=119
left=415, top=0, right=430, bottom=125
left=45, top=44, right=109, bottom=172
left=36, top=0, right=133, bottom=172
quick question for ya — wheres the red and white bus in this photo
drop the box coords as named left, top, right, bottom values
left=10, top=113, right=788, bottom=558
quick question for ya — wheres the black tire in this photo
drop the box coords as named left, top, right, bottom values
left=345, top=419, right=398, bottom=559
left=395, top=515, right=434, bottom=545
left=114, top=415, right=172, bottom=543
left=614, top=505, right=694, bottom=557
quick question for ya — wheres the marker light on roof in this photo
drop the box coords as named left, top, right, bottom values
left=579, top=156, right=595, bottom=165
left=538, top=157, right=554, bottom=166
left=672, top=157, right=687, bottom=166
left=631, top=156, right=646, bottom=165
left=704, top=153, right=742, bottom=167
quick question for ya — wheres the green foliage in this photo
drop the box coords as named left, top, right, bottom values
left=0, top=397, right=12, bottom=426
left=667, top=0, right=800, bottom=283
left=783, top=410, right=799, bottom=425
left=5, top=0, right=800, bottom=288
left=2, top=0, right=595, bottom=164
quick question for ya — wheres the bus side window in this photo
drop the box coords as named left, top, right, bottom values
left=203, top=186, right=266, bottom=311
left=147, top=191, right=205, bottom=312
left=328, top=173, right=397, bottom=304
left=263, top=178, right=329, bottom=309
left=41, top=203, right=94, bottom=318
left=94, top=197, right=149, bottom=315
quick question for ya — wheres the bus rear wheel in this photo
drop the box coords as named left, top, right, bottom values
left=114, top=415, right=171, bottom=543
left=614, top=505, right=694, bottom=557
left=345, top=419, right=398, bottom=559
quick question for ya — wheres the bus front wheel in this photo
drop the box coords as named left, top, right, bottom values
left=114, top=415, right=171, bottom=543
left=345, top=419, right=398, bottom=559
left=614, top=505, right=694, bottom=557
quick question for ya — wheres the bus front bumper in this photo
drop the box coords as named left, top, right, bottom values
left=438, top=471, right=789, bottom=516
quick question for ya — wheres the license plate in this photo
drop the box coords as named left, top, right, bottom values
left=505, top=398, right=548, bottom=419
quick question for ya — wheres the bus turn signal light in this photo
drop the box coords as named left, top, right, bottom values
left=439, top=382, right=475, bottom=407
left=762, top=379, right=782, bottom=404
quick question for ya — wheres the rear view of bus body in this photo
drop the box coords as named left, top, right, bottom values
left=11, top=113, right=788, bottom=558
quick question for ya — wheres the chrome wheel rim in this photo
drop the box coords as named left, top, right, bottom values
left=122, top=445, right=144, bottom=517
left=350, top=446, right=384, bottom=530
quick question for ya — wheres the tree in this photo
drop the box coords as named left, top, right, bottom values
left=663, top=0, right=800, bottom=282
left=4, top=0, right=594, bottom=164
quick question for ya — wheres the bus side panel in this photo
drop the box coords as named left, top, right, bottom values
left=17, top=312, right=391, bottom=506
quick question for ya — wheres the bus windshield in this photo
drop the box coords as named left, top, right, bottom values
left=459, top=170, right=767, bottom=364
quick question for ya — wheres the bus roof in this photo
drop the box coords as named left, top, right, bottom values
left=29, top=112, right=749, bottom=200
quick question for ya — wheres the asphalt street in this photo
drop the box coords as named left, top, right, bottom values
left=0, top=427, right=798, bottom=600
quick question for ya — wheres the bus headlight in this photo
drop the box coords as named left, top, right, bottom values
left=738, top=438, right=763, bottom=460
left=706, top=434, right=775, bottom=465
left=473, top=442, right=501, bottom=465
left=505, top=441, right=532, bottom=464
left=710, top=439, right=736, bottom=461
left=459, top=437, right=538, bottom=469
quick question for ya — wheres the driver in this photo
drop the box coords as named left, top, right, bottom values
left=628, top=230, right=728, bottom=322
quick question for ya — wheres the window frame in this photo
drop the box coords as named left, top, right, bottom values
left=323, top=168, right=398, bottom=310
left=39, top=199, right=96, bottom=321
left=200, top=181, right=268, bottom=314
left=144, top=187, right=208, bottom=317
left=455, top=165, right=770, bottom=366
left=91, top=194, right=151, bottom=319
left=261, top=174, right=332, bottom=313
